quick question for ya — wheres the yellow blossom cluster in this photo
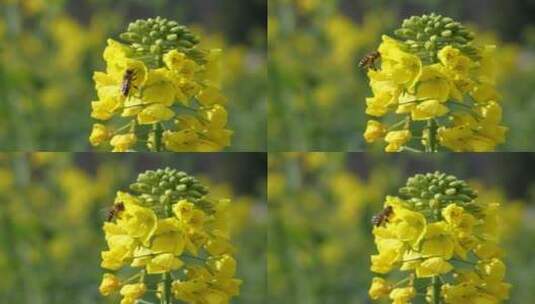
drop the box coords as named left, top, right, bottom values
left=90, top=17, right=232, bottom=152
left=99, top=168, right=241, bottom=304
left=363, top=14, right=507, bottom=152
left=369, top=172, right=510, bottom=303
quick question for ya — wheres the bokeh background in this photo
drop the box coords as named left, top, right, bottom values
left=268, top=0, right=535, bottom=151
left=0, top=0, right=267, bottom=151
left=268, top=152, right=535, bottom=303
left=0, top=152, right=267, bottom=303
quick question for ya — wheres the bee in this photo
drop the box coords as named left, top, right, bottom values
left=106, top=202, right=125, bottom=222
left=359, top=51, right=381, bottom=71
left=121, top=69, right=137, bottom=97
left=371, top=206, right=393, bottom=227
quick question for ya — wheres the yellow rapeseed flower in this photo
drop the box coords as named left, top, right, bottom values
left=384, top=130, right=412, bottom=152
left=378, top=35, right=422, bottom=87
left=364, top=120, right=386, bottom=143
left=369, top=277, right=391, bottom=300
left=89, top=124, right=109, bottom=146
left=99, top=273, right=121, bottom=296
left=411, top=99, right=449, bottom=121
left=110, top=133, right=137, bottom=152
left=415, top=257, right=453, bottom=278
left=120, top=283, right=147, bottom=302
left=389, top=286, right=416, bottom=304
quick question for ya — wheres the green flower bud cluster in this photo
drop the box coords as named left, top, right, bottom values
left=119, top=17, right=205, bottom=67
left=129, top=167, right=214, bottom=214
left=399, top=171, right=482, bottom=219
left=394, top=13, right=478, bottom=64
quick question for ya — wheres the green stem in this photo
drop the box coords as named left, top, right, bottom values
left=393, top=276, right=411, bottom=287
left=122, top=272, right=142, bottom=284
left=426, top=119, right=438, bottom=152
left=432, top=276, right=441, bottom=304
left=161, top=198, right=173, bottom=304
left=111, top=122, right=135, bottom=136
left=387, top=117, right=410, bottom=132
left=153, top=123, right=163, bottom=152
left=449, top=101, right=473, bottom=110
left=401, top=146, right=423, bottom=153
left=451, top=258, right=476, bottom=266
left=161, top=272, right=172, bottom=304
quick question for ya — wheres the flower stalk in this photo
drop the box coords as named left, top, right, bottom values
left=161, top=193, right=173, bottom=304
left=162, top=267, right=172, bottom=304
left=153, top=123, right=163, bottom=152
left=425, top=119, right=438, bottom=152
left=432, top=276, right=441, bottom=304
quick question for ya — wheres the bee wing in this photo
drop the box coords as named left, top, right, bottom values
left=99, top=207, right=114, bottom=220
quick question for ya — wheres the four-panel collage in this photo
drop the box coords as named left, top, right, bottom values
left=1, top=0, right=534, bottom=303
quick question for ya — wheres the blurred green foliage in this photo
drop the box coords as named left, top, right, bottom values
left=0, top=0, right=266, bottom=151
left=268, top=152, right=535, bottom=303
left=0, top=153, right=266, bottom=303
left=268, top=0, right=535, bottom=151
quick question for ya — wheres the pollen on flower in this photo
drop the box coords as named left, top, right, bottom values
left=99, top=168, right=241, bottom=304
left=369, top=171, right=511, bottom=303
left=89, top=17, right=232, bottom=152
left=362, top=13, right=507, bottom=152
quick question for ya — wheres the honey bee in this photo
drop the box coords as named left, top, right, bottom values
left=359, top=51, right=381, bottom=71
left=371, top=206, right=393, bottom=227
left=121, top=69, right=137, bottom=97
left=106, top=202, right=125, bottom=222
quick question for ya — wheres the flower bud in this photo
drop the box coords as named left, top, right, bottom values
left=441, top=30, right=452, bottom=37
left=89, top=124, right=109, bottom=146
left=120, top=283, right=147, bottom=300
left=99, top=273, right=121, bottom=296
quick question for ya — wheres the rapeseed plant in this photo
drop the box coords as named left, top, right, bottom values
left=369, top=172, right=510, bottom=303
left=99, top=168, right=241, bottom=304
left=363, top=14, right=507, bottom=152
left=90, top=17, right=232, bottom=152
